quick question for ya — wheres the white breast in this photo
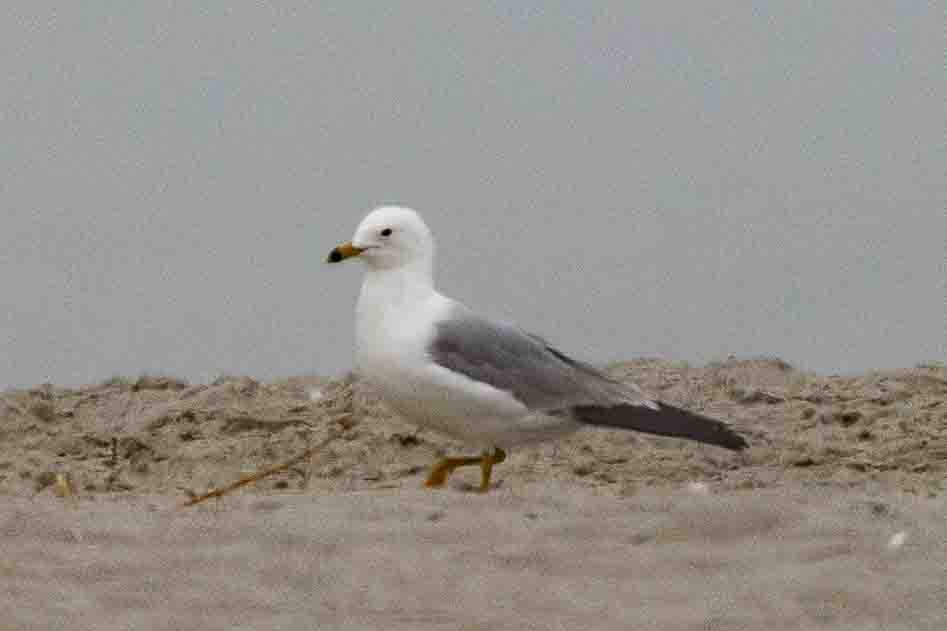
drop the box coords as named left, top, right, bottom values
left=353, top=270, right=531, bottom=442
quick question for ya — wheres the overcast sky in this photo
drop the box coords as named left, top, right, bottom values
left=2, top=2, right=944, bottom=389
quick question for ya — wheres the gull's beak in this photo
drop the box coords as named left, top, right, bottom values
left=326, top=242, right=364, bottom=263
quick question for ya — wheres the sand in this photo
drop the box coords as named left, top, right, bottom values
left=2, top=358, right=945, bottom=629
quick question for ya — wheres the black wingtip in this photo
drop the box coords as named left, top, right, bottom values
left=573, top=402, right=749, bottom=451
left=718, top=427, right=750, bottom=451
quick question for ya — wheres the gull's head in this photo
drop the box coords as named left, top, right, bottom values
left=327, top=206, right=434, bottom=271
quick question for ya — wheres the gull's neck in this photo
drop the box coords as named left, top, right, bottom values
left=356, top=257, right=438, bottom=328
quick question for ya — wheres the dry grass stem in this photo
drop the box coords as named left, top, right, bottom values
left=181, top=436, right=334, bottom=508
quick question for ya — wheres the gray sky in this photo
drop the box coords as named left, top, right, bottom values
left=2, top=2, right=944, bottom=389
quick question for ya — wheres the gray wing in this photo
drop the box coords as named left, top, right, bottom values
left=427, top=304, right=749, bottom=451
left=427, top=304, right=649, bottom=412
left=428, top=305, right=748, bottom=451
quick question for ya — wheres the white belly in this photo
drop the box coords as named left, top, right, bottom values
left=359, top=353, right=580, bottom=449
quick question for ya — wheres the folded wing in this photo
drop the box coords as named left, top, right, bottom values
left=428, top=304, right=747, bottom=450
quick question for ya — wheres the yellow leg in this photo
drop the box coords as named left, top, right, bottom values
left=478, top=447, right=506, bottom=493
left=423, top=447, right=507, bottom=492
left=424, top=456, right=482, bottom=488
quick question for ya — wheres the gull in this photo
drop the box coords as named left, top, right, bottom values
left=327, top=207, right=747, bottom=492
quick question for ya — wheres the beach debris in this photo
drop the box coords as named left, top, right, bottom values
left=887, top=531, right=908, bottom=550
left=181, top=435, right=334, bottom=507
left=687, top=481, right=711, bottom=495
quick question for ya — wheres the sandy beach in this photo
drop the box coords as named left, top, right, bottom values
left=2, top=358, right=945, bottom=629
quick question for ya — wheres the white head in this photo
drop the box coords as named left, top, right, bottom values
left=327, top=206, right=434, bottom=272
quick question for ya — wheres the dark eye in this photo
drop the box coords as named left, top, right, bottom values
left=380, top=228, right=392, bottom=237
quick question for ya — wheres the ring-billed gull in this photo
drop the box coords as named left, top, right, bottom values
left=328, top=206, right=747, bottom=491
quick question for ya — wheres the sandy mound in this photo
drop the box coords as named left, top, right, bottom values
left=2, top=358, right=944, bottom=501
left=2, top=358, right=945, bottom=629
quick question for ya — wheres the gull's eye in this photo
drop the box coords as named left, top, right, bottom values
left=380, top=228, right=393, bottom=237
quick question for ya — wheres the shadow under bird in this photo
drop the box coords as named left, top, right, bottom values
left=327, top=206, right=747, bottom=492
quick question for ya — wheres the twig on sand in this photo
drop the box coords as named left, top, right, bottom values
left=180, top=435, right=334, bottom=508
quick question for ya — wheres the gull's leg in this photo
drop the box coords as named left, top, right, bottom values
left=424, top=456, right=482, bottom=488
left=477, top=447, right=507, bottom=493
